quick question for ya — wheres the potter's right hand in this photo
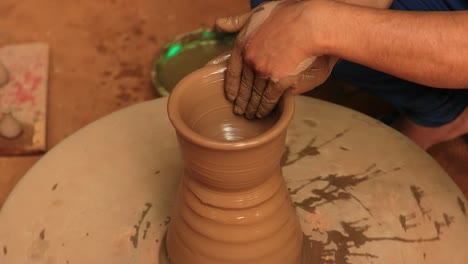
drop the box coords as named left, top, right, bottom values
left=215, top=0, right=339, bottom=119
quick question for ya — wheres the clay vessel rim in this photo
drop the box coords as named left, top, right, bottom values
left=167, top=64, right=295, bottom=150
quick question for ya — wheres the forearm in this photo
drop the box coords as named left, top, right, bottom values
left=311, top=1, right=468, bottom=88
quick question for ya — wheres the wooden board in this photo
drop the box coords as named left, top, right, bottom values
left=0, top=42, right=49, bottom=155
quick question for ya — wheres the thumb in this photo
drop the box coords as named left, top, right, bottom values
left=215, top=12, right=251, bottom=33
left=291, top=56, right=338, bottom=95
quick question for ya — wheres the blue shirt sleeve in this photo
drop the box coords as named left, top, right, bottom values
left=391, top=0, right=468, bottom=11
left=252, top=0, right=468, bottom=10
left=250, top=0, right=271, bottom=8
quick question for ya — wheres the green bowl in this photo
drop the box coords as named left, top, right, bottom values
left=151, top=28, right=236, bottom=96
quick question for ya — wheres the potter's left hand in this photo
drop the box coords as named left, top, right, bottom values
left=216, top=0, right=339, bottom=119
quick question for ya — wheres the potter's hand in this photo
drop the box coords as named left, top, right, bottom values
left=216, top=0, right=339, bottom=119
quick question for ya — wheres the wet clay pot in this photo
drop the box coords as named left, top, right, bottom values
left=166, top=64, right=303, bottom=264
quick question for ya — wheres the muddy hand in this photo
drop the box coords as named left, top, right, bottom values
left=208, top=52, right=340, bottom=118
left=292, top=55, right=341, bottom=95
left=216, top=1, right=288, bottom=119
left=216, top=1, right=339, bottom=119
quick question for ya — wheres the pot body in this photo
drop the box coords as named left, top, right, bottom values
left=166, top=64, right=303, bottom=264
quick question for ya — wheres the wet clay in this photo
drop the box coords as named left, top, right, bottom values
left=192, top=107, right=278, bottom=142
left=158, top=43, right=231, bottom=93
left=166, top=64, right=303, bottom=264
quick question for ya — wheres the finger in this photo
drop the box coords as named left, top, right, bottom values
left=256, top=81, right=287, bottom=118
left=245, top=77, right=268, bottom=119
left=224, top=41, right=243, bottom=102
left=215, top=12, right=251, bottom=33
left=289, top=56, right=315, bottom=76
left=233, top=64, right=255, bottom=115
left=328, top=56, right=341, bottom=70
left=292, top=56, right=336, bottom=94
left=205, top=51, right=231, bottom=66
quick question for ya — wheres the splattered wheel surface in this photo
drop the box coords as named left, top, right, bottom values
left=0, top=96, right=467, bottom=264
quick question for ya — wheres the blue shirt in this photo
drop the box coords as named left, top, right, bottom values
left=250, top=0, right=468, bottom=11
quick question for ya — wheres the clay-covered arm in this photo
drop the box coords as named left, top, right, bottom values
left=310, top=0, right=468, bottom=88
left=215, top=0, right=395, bottom=119
left=216, top=0, right=467, bottom=119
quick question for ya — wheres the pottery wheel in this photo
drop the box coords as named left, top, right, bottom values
left=0, top=96, right=467, bottom=264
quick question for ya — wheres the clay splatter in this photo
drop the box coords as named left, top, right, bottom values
left=299, top=179, right=456, bottom=264
left=303, top=119, right=317, bottom=128
left=96, top=43, right=108, bottom=54
left=143, top=221, right=151, bottom=240
left=3, top=245, right=6, bottom=255
left=114, top=63, right=144, bottom=80
left=164, top=216, right=171, bottom=226
left=410, top=185, right=431, bottom=220
left=129, top=202, right=152, bottom=248
left=51, top=183, right=58, bottom=191
left=132, top=25, right=143, bottom=36
left=317, top=129, right=351, bottom=147
left=434, top=213, right=455, bottom=236
left=303, top=219, right=441, bottom=264
left=39, top=229, right=45, bottom=240
left=282, top=129, right=351, bottom=167
left=443, top=213, right=454, bottom=226
left=148, top=35, right=158, bottom=44
left=291, top=164, right=398, bottom=217
left=399, top=213, right=418, bottom=232
left=339, top=146, right=349, bottom=151
left=280, top=146, right=292, bottom=167
left=282, top=137, right=319, bottom=167
left=457, top=196, right=466, bottom=217
left=155, top=170, right=160, bottom=175
left=102, top=70, right=112, bottom=77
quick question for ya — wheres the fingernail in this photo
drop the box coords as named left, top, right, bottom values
left=216, top=17, right=227, bottom=25
left=245, top=112, right=256, bottom=120
left=256, top=112, right=263, bottom=119
left=234, top=105, right=244, bottom=115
